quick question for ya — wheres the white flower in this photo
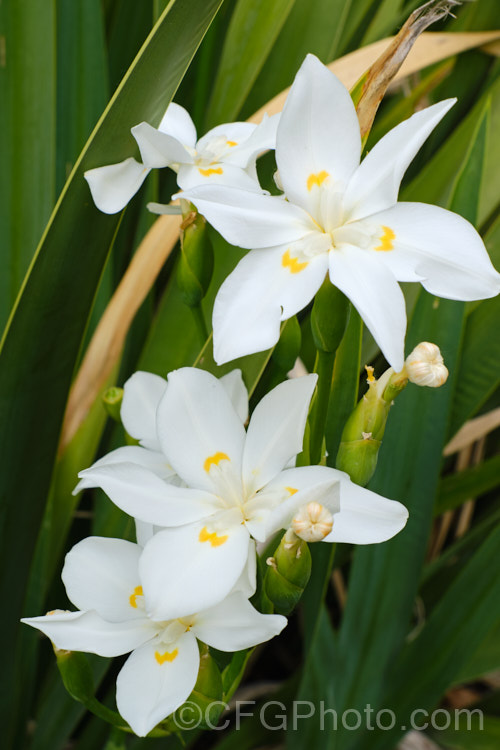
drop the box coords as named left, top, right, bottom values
left=84, top=103, right=279, bottom=214
left=78, top=367, right=408, bottom=620
left=177, top=54, right=500, bottom=370
left=75, top=369, right=249, bottom=547
left=22, top=537, right=286, bottom=737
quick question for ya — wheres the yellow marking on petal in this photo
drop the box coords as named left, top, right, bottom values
left=285, top=486, right=298, bottom=496
left=129, top=586, right=143, bottom=609
left=199, top=527, right=229, bottom=547
left=155, top=648, right=179, bottom=665
left=282, top=249, right=308, bottom=274
left=198, top=167, right=223, bottom=177
left=226, top=140, right=237, bottom=147
left=203, top=451, right=230, bottom=472
left=307, top=171, right=329, bottom=191
left=375, top=225, right=395, bottom=252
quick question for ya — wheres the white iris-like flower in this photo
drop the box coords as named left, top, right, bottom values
left=177, top=54, right=500, bottom=370
left=84, top=102, right=279, bottom=214
left=22, top=537, right=286, bottom=737
left=77, top=367, right=408, bottom=620
left=75, top=368, right=248, bottom=546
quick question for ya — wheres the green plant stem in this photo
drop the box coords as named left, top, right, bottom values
left=309, top=349, right=336, bottom=465
left=191, top=303, right=209, bottom=345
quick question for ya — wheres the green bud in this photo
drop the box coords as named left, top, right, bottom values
left=54, top=647, right=95, bottom=703
left=102, top=386, right=124, bottom=422
left=177, top=208, right=214, bottom=307
left=272, top=316, right=302, bottom=372
left=166, top=645, right=224, bottom=731
left=335, top=366, right=409, bottom=485
left=311, top=279, right=349, bottom=353
left=336, top=438, right=381, bottom=487
left=265, top=530, right=312, bottom=615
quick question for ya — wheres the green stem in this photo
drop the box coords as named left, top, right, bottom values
left=191, top=303, right=209, bottom=345
left=309, top=349, right=336, bottom=465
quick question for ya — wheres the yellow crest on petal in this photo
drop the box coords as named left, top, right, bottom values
left=199, top=527, right=228, bottom=548
left=198, top=167, right=223, bottom=177
left=129, top=585, right=143, bottom=609
left=307, top=171, right=329, bottom=191
left=155, top=649, right=179, bottom=665
left=204, top=451, right=230, bottom=472
left=375, top=226, right=395, bottom=252
left=282, top=249, right=308, bottom=274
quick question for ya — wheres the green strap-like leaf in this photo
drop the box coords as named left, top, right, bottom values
left=324, top=101, right=490, bottom=750
left=0, top=1, right=224, bottom=743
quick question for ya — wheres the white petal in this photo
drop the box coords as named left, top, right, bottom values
left=132, top=122, right=192, bottom=169
left=343, top=100, right=456, bottom=221
left=121, top=371, right=167, bottom=450
left=176, top=162, right=263, bottom=192
left=222, top=113, right=281, bottom=168
left=175, top=185, right=314, bottom=249
left=329, top=245, right=406, bottom=370
left=135, top=519, right=156, bottom=548
left=73, top=446, right=175, bottom=496
left=261, top=465, right=342, bottom=538
left=140, top=523, right=251, bottom=620
left=213, top=245, right=328, bottom=365
left=76, top=462, right=220, bottom=526
left=196, top=121, right=256, bottom=154
left=62, top=537, right=143, bottom=622
left=370, top=202, right=500, bottom=300
left=232, top=540, right=257, bottom=597
left=157, top=367, right=246, bottom=492
left=276, top=53, right=361, bottom=216
left=242, top=375, right=317, bottom=494
left=158, top=102, right=197, bottom=147
left=323, top=480, right=408, bottom=543
left=21, top=610, right=152, bottom=657
left=84, top=158, right=149, bottom=214
left=193, top=592, right=286, bottom=651
left=116, top=631, right=199, bottom=737
left=219, top=369, right=249, bottom=424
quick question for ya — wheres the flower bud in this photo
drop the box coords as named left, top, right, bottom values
left=102, top=386, right=124, bottom=422
left=177, top=206, right=214, bottom=307
left=167, top=645, right=224, bottom=731
left=311, top=279, right=350, bottom=353
left=54, top=646, right=95, bottom=704
left=264, top=529, right=312, bottom=615
left=335, top=367, right=393, bottom=485
left=291, top=502, right=333, bottom=542
left=404, top=342, right=448, bottom=387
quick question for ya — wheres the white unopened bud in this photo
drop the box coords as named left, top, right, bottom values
left=405, top=342, right=448, bottom=388
left=273, top=169, right=283, bottom=192
left=291, top=502, right=334, bottom=542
